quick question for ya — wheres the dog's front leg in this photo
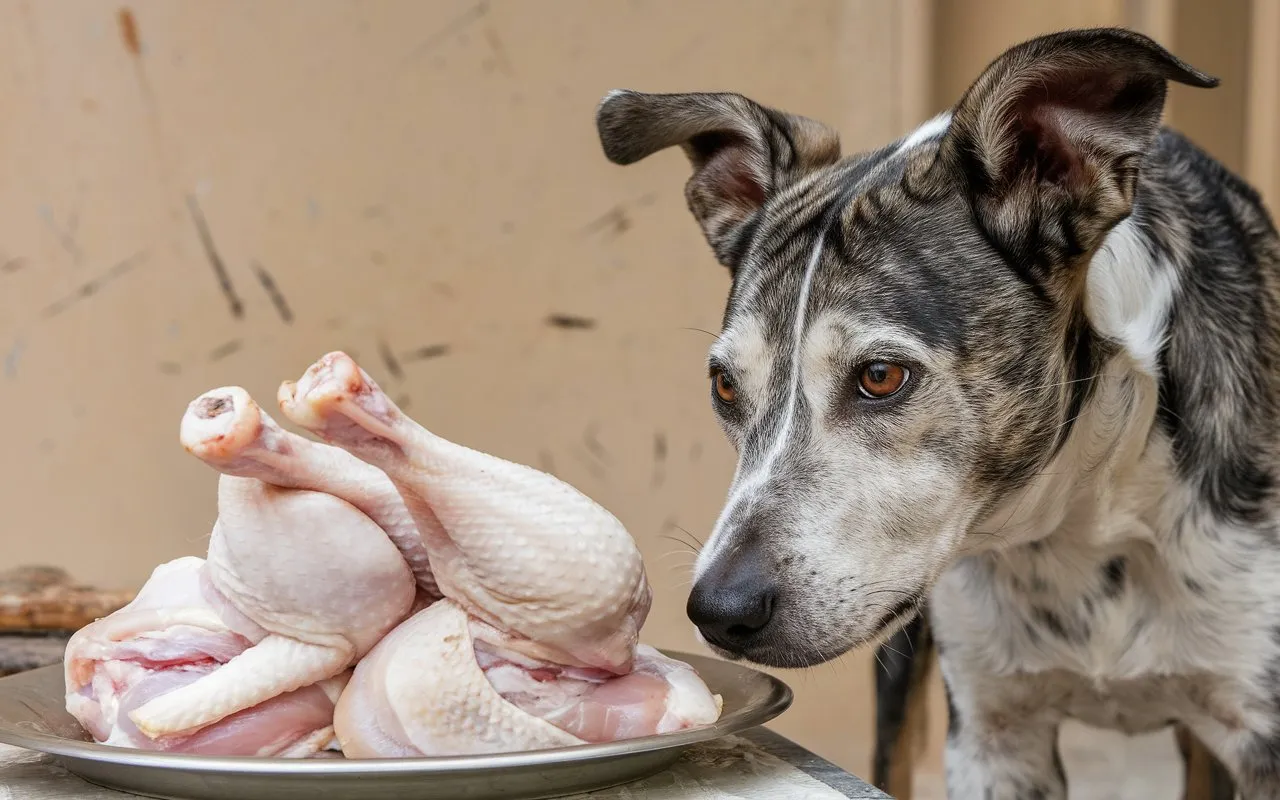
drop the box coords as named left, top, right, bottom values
left=944, top=716, right=1065, bottom=799
left=942, top=674, right=1066, bottom=800
left=873, top=612, right=936, bottom=798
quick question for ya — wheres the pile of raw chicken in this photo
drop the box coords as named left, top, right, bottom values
left=62, top=352, right=721, bottom=757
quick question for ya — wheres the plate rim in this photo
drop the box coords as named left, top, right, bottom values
left=0, top=649, right=792, bottom=775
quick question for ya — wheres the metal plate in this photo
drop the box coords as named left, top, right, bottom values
left=0, top=650, right=791, bottom=800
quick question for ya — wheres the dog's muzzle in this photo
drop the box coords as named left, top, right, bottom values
left=686, top=547, right=778, bottom=656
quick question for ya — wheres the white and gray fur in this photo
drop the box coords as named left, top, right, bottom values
left=595, top=27, right=1280, bottom=799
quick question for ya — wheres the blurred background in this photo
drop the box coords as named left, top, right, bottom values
left=1, top=1, right=1274, bottom=796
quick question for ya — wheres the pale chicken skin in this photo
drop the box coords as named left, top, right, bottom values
left=63, top=393, right=417, bottom=753
left=180, top=387, right=439, bottom=602
left=64, top=557, right=349, bottom=756
left=279, top=351, right=722, bottom=757
left=279, top=352, right=653, bottom=675
left=334, top=601, right=720, bottom=756
left=65, top=351, right=721, bottom=758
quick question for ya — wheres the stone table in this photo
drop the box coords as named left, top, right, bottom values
left=0, top=727, right=888, bottom=799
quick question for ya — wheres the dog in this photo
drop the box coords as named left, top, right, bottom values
left=595, top=27, right=1279, bottom=799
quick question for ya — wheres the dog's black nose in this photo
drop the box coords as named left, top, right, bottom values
left=687, top=557, right=777, bottom=653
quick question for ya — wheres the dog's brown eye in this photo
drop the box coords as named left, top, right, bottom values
left=712, top=371, right=737, bottom=404
left=858, top=362, right=908, bottom=399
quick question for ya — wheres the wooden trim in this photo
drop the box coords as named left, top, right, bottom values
left=1176, top=724, right=1237, bottom=800
left=872, top=615, right=936, bottom=799
left=1167, top=0, right=1253, bottom=174
left=1122, top=0, right=1178, bottom=117
left=1245, top=0, right=1280, bottom=211
left=897, top=0, right=936, bottom=131
left=1122, top=0, right=1177, bottom=44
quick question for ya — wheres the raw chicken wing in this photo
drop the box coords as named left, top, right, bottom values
left=333, top=600, right=582, bottom=757
left=333, top=600, right=721, bottom=756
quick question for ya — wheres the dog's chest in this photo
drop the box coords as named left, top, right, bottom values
left=933, top=520, right=1280, bottom=734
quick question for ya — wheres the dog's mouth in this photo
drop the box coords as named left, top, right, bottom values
left=863, top=594, right=923, bottom=647
left=694, top=592, right=924, bottom=670
left=692, top=628, right=744, bottom=662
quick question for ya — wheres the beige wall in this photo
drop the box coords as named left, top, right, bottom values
left=0, top=0, right=1271, bottom=788
left=0, top=0, right=925, bottom=777
left=1247, top=0, right=1280, bottom=210
left=931, top=0, right=1267, bottom=185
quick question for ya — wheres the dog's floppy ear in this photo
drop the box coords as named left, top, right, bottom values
left=595, top=90, right=840, bottom=269
left=937, top=27, right=1217, bottom=279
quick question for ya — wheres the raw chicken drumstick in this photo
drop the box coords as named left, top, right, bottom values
left=179, top=386, right=439, bottom=601
left=279, top=352, right=653, bottom=675
left=64, top=557, right=349, bottom=756
left=280, top=351, right=720, bottom=756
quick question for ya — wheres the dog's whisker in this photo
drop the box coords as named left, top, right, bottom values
left=1155, top=403, right=1188, bottom=426
left=657, top=555, right=697, bottom=570
left=1014, top=372, right=1108, bottom=394
left=673, top=525, right=706, bottom=549
left=878, top=640, right=908, bottom=661
left=657, top=534, right=700, bottom=555
left=657, top=550, right=696, bottom=560
left=984, top=466, right=1049, bottom=538
left=678, top=326, right=719, bottom=338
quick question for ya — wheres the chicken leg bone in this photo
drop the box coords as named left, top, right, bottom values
left=129, top=634, right=349, bottom=739
left=180, top=386, right=439, bottom=601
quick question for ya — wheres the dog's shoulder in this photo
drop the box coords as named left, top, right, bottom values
left=1109, top=125, right=1280, bottom=531
left=1149, top=127, right=1273, bottom=221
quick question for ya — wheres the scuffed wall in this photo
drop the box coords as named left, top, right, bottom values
left=0, top=0, right=919, bottom=776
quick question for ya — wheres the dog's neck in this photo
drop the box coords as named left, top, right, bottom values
left=964, top=216, right=1177, bottom=555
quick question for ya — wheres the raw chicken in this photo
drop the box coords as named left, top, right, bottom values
left=66, top=351, right=720, bottom=759
left=64, top=392, right=417, bottom=753
left=179, top=386, right=439, bottom=602
left=278, top=352, right=652, bottom=675
left=332, top=601, right=581, bottom=757
left=64, top=557, right=349, bottom=756
left=279, top=351, right=721, bottom=756
left=334, top=601, right=722, bottom=756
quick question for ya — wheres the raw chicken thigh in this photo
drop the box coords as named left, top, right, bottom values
left=335, top=602, right=721, bottom=756
left=279, top=352, right=721, bottom=756
left=63, top=390, right=417, bottom=754
left=63, top=557, right=349, bottom=756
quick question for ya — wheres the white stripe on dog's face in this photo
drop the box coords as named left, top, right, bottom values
left=895, top=112, right=952, bottom=154
left=699, top=235, right=827, bottom=576
left=696, top=272, right=977, bottom=666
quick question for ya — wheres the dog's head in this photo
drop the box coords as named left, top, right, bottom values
left=596, top=28, right=1217, bottom=668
